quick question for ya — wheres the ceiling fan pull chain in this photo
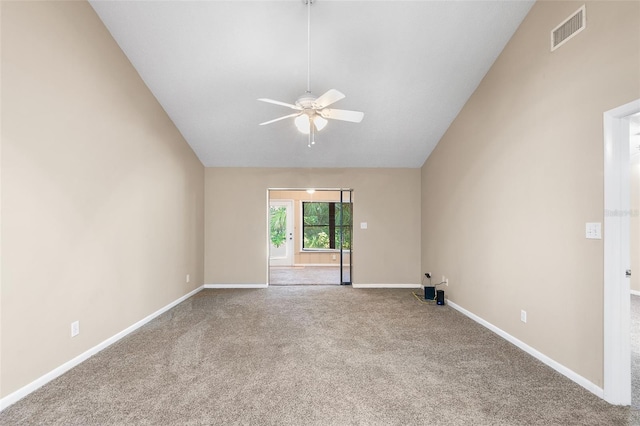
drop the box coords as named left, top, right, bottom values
left=307, top=116, right=316, bottom=147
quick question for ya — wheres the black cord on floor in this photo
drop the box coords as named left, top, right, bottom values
left=412, top=291, right=437, bottom=304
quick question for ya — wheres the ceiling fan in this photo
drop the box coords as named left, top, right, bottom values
left=258, top=0, right=364, bottom=147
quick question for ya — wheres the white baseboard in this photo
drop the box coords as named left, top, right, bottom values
left=352, top=283, right=422, bottom=289
left=631, top=289, right=640, bottom=296
left=0, top=285, right=204, bottom=412
left=447, top=300, right=604, bottom=399
left=204, top=283, right=268, bottom=289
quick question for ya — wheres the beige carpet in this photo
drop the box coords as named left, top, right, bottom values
left=0, top=287, right=635, bottom=425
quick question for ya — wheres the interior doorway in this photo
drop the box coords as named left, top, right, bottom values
left=268, top=188, right=353, bottom=285
left=603, top=99, right=640, bottom=405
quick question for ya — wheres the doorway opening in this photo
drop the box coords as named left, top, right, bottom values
left=630, top=112, right=640, bottom=408
left=268, top=189, right=353, bottom=285
left=603, top=99, right=640, bottom=405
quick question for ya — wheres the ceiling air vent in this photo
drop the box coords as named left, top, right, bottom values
left=551, top=5, right=586, bottom=51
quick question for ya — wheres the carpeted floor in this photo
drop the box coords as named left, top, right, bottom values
left=0, top=287, right=636, bottom=425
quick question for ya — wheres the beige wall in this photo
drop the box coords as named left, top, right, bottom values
left=1, top=1, right=204, bottom=398
left=206, top=168, right=420, bottom=285
left=421, top=1, right=640, bottom=388
left=270, top=190, right=345, bottom=265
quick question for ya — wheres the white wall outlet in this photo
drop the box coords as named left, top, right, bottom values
left=186, top=274, right=190, bottom=283
left=445, top=278, right=449, bottom=286
left=360, top=222, right=368, bottom=229
left=520, top=310, right=527, bottom=323
left=71, top=321, right=80, bottom=337
left=585, top=222, right=602, bottom=239
left=332, top=254, right=337, bottom=260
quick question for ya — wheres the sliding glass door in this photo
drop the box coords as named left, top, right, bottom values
left=339, top=190, right=353, bottom=285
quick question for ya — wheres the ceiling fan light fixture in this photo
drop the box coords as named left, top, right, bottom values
left=295, top=115, right=311, bottom=134
left=314, top=115, right=328, bottom=131
left=294, top=114, right=327, bottom=134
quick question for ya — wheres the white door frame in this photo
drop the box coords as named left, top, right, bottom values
left=268, top=200, right=294, bottom=266
left=603, top=98, right=640, bottom=405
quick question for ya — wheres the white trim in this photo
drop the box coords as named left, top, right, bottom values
left=268, top=187, right=350, bottom=192
left=352, top=283, right=421, bottom=289
left=0, top=285, right=204, bottom=412
left=266, top=189, right=271, bottom=286
left=448, top=300, right=604, bottom=399
left=204, top=283, right=268, bottom=289
left=631, top=290, right=640, bottom=297
left=603, top=99, right=640, bottom=405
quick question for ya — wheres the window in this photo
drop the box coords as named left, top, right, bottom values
left=302, top=202, right=352, bottom=250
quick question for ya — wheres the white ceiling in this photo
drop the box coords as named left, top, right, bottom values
left=89, top=0, right=534, bottom=168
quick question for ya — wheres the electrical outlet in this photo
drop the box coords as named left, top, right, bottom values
left=585, top=222, right=602, bottom=239
left=520, top=310, right=527, bottom=323
left=442, top=275, right=445, bottom=284
left=425, top=272, right=431, bottom=278
left=186, top=274, right=190, bottom=283
left=445, top=278, right=449, bottom=286
left=71, top=321, right=80, bottom=337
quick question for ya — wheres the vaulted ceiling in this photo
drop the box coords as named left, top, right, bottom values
left=90, top=0, right=534, bottom=168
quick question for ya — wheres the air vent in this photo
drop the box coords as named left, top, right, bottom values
left=551, top=5, right=586, bottom=51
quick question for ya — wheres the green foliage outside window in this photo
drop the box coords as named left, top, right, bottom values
left=303, top=202, right=352, bottom=250
left=269, top=206, right=287, bottom=248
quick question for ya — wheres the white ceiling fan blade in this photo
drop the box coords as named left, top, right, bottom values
left=257, top=98, right=301, bottom=110
left=259, top=113, right=300, bottom=126
left=320, top=108, right=364, bottom=123
left=314, top=89, right=345, bottom=109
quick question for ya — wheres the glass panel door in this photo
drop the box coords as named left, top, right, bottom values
left=269, top=200, right=294, bottom=266
left=339, top=190, right=353, bottom=285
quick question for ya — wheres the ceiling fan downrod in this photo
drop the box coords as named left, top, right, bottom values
left=305, top=0, right=313, bottom=94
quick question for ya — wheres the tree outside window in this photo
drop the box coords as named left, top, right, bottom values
left=302, top=202, right=352, bottom=250
left=269, top=206, right=287, bottom=248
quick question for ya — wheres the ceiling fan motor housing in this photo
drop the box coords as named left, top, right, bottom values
left=296, top=92, right=318, bottom=110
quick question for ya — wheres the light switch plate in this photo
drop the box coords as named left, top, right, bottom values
left=585, top=222, right=602, bottom=239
